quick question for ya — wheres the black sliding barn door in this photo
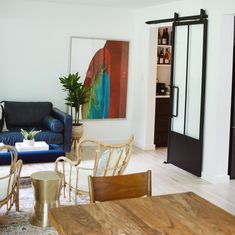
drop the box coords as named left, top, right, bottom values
left=146, top=10, right=208, bottom=177
left=167, top=19, right=208, bottom=176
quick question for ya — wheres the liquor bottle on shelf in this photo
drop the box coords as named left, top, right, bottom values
left=164, top=48, right=171, bottom=64
left=158, top=30, right=162, bottom=45
left=157, top=49, right=159, bottom=64
left=162, top=29, right=167, bottom=45
left=166, top=28, right=169, bottom=45
left=159, top=48, right=164, bottom=64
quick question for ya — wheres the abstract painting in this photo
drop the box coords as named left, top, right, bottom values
left=70, top=37, right=129, bottom=119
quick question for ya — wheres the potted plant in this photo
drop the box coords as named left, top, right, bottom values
left=59, top=72, right=89, bottom=145
left=21, top=128, right=41, bottom=146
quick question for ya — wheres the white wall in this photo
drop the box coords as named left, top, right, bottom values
left=2, top=0, right=235, bottom=183
left=132, top=0, right=235, bottom=183
left=0, top=0, right=135, bottom=142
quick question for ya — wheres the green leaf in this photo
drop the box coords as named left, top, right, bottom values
left=58, top=72, right=90, bottom=124
left=20, top=128, right=41, bottom=140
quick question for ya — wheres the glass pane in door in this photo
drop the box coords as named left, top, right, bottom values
left=185, top=24, right=203, bottom=139
left=171, top=25, right=188, bottom=134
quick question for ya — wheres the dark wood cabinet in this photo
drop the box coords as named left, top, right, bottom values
left=154, top=97, right=170, bottom=147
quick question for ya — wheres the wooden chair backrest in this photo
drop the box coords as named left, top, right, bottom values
left=88, top=170, right=152, bottom=203
left=75, top=135, right=134, bottom=176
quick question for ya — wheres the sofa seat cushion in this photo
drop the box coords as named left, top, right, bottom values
left=0, top=131, right=63, bottom=146
left=36, top=131, right=63, bottom=145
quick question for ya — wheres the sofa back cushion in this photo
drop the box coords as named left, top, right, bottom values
left=4, top=101, right=53, bottom=128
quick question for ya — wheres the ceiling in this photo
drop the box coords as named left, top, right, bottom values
left=29, top=0, right=181, bottom=9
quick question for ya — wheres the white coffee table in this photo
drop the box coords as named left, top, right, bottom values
left=15, top=141, right=49, bottom=152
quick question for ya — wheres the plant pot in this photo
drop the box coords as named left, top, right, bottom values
left=23, top=139, right=35, bottom=146
left=72, top=124, right=83, bottom=149
left=72, top=124, right=83, bottom=140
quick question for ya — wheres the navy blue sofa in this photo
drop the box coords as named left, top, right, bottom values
left=0, top=101, right=72, bottom=152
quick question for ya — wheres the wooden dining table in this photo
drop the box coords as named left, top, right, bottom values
left=49, top=192, right=235, bottom=235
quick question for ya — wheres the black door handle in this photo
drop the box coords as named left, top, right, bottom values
left=172, top=86, right=179, bottom=117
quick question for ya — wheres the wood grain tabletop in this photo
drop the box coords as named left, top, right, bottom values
left=49, top=192, right=235, bottom=235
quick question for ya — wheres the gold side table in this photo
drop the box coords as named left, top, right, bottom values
left=29, top=170, right=63, bottom=227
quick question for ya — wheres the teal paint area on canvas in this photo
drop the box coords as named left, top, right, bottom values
left=87, top=68, right=110, bottom=119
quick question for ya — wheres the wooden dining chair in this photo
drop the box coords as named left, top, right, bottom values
left=88, top=170, right=152, bottom=203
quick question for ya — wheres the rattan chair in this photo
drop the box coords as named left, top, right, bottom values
left=55, top=135, right=134, bottom=200
left=0, top=145, right=23, bottom=213
left=88, top=170, right=152, bottom=203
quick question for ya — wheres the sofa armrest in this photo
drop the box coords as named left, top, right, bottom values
left=52, top=108, right=72, bottom=152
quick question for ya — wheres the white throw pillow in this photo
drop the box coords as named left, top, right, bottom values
left=0, top=102, right=8, bottom=132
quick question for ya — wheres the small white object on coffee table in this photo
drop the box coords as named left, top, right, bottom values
left=15, top=141, right=49, bottom=152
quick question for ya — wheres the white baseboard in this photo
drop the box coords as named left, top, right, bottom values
left=201, top=172, right=230, bottom=184
left=134, top=141, right=155, bottom=150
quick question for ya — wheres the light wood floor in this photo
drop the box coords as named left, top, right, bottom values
left=126, top=147, right=235, bottom=215
left=2, top=146, right=235, bottom=215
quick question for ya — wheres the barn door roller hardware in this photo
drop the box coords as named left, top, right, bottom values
left=145, top=9, right=207, bottom=25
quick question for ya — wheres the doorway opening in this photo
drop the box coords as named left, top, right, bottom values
left=154, top=25, right=172, bottom=151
